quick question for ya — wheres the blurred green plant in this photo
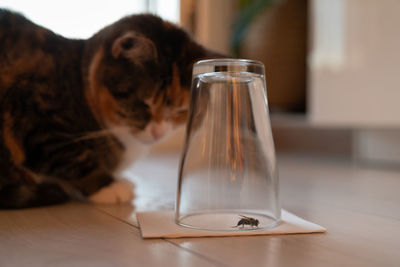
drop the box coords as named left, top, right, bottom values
left=232, top=0, right=278, bottom=56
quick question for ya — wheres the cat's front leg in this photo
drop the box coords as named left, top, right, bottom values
left=88, top=178, right=134, bottom=204
left=67, top=169, right=135, bottom=204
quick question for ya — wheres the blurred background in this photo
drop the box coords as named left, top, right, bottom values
left=2, top=0, right=400, bottom=167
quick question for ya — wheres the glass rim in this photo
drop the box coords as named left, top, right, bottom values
left=193, top=58, right=265, bottom=76
left=175, top=212, right=282, bottom=232
left=194, top=58, right=264, bottom=67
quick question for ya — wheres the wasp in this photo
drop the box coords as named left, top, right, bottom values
left=234, top=215, right=259, bottom=228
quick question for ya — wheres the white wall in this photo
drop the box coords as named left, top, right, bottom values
left=309, top=0, right=400, bottom=165
left=0, top=0, right=179, bottom=39
left=309, top=0, right=400, bottom=127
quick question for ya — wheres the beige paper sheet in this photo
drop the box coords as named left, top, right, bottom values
left=137, top=209, right=326, bottom=239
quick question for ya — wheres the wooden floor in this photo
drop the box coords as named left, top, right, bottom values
left=1, top=149, right=400, bottom=266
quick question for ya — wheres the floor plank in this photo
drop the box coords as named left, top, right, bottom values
left=101, top=152, right=400, bottom=267
left=0, top=203, right=220, bottom=267
left=279, top=155, right=400, bottom=220
left=2, top=151, right=400, bottom=266
left=169, top=205, right=400, bottom=267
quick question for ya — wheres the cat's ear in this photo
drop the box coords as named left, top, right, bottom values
left=111, top=32, right=157, bottom=62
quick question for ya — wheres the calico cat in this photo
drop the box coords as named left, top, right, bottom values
left=0, top=9, right=220, bottom=208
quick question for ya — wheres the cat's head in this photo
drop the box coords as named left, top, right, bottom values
left=84, top=14, right=222, bottom=144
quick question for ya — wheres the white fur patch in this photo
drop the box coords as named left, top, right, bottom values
left=89, top=179, right=134, bottom=204
left=135, top=121, right=173, bottom=143
left=108, top=126, right=148, bottom=173
left=108, top=121, right=174, bottom=166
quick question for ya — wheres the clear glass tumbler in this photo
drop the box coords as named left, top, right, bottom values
left=175, top=59, right=281, bottom=231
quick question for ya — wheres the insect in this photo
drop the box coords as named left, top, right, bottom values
left=234, top=215, right=260, bottom=229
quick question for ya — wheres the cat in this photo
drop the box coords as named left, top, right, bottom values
left=0, top=9, right=221, bottom=208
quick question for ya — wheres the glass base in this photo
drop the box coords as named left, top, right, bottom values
left=176, top=211, right=281, bottom=231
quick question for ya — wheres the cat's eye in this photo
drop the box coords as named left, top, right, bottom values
left=175, top=108, right=188, bottom=114
left=112, top=90, right=132, bottom=98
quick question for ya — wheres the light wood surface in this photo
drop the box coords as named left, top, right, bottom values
left=1, top=149, right=399, bottom=266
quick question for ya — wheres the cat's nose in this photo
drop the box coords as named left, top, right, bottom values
left=151, top=122, right=166, bottom=140
left=151, top=127, right=163, bottom=140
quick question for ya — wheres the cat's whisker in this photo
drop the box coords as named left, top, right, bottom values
left=0, top=10, right=214, bottom=209
left=71, top=127, right=128, bottom=142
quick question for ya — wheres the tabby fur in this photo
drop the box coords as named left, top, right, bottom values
left=0, top=9, right=219, bottom=208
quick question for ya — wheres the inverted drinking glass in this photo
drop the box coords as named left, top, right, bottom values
left=175, top=59, right=281, bottom=231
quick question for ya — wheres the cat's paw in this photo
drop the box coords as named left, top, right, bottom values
left=89, top=180, right=134, bottom=204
